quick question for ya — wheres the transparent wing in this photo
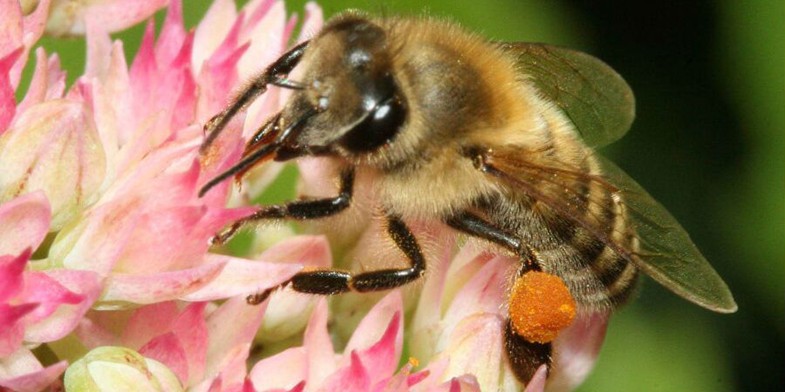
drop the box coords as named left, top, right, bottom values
left=499, top=42, right=635, bottom=148
left=484, top=149, right=737, bottom=313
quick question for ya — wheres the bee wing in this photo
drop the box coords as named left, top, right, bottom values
left=499, top=42, right=635, bottom=148
left=484, top=150, right=738, bottom=313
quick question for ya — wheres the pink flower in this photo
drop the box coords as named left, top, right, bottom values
left=0, top=192, right=101, bottom=390
left=0, top=1, right=608, bottom=391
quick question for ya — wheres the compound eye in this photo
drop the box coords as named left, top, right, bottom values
left=340, top=94, right=406, bottom=153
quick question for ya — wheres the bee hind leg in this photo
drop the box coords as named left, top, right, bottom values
left=445, top=210, right=554, bottom=383
left=445, top=210, right=540, bottom=272
left=505, top=320, right=552, bottom=383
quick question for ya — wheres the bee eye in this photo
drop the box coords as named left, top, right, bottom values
left=340, top=94, right=406, bottom=153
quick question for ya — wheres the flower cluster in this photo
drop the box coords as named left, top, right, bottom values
left=0, top=1, right=608, bottom=391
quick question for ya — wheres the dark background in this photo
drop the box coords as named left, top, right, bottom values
left=32, top=0, right=783, bottom=391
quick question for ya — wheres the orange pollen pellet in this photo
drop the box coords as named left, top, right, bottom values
left=509, top=271, right=577, bottom=344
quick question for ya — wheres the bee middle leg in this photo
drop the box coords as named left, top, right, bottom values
left=248, top=213, right=426, bottom=304
left=221, top=166, right=426, bottom=303
left=445, top=210, right=552, bottom=383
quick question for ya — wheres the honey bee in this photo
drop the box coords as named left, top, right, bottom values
left=198, top=12, right=737, bottom=385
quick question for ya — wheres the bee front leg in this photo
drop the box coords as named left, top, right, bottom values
left=212, top=167, right=355, bottom=246
left=200, top=40, right=310, bottom=153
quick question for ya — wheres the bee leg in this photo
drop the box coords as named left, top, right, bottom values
left=444, top=210, right=540, bottom=271
left=213, top=167, right=355, bottom=246
left=200, top=40, right=310, bottom=153
left=445, top=211, right=552, bottom=383
left=248, top=213, right=426, bottom=304
left=504, top=320, right=552, bottom=383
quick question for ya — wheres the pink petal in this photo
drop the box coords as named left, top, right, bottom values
left=17, top=48, right=66, bottom=115
left=0, top=2, right=23, bottom=61
left=436, top=376, right=482, bottom=392
left=0, top=303, right=37, bottom=357
left=319, top=351, right=371, bottom=392
left=0, top=348, right=67, bottom=392
left=9, top=0, right=50, bottom=87
left=0, top=248, right=31, bottom=301
left=45, top=0, right=167, bottom=36
left=50, top=199, right=141, bottom=274
left=303, top=298, right=335, bottom=384
left=155, top=0, right=186, bottom=67
left=260, top=235, right=332, bottom=266
left=439, top=314, right=509, bottom=391
left=195, top=31, right=248, bottom=123
left=0, top=99, right=106, bottom=230
left=139, top=331, right=190, bottom=385
left=102, top=260, right=227, bottom=304
left=73, top=313, right=121, bottom=349
left=205, top=296, right=268, bottom=378
left=249, top=347, right=307, bottom=390
left=171, top=302, right=208, bottom=385
left=523, top=365, right=547, bottom=392
left=201, top=344, right=256, bottom=392
left=296, top=2, right=323, bottom=43
left=182, top=254, right=301, bottom=301
left=122, top=301, right=180, bottom=348
left=547, top=312, right=609, bottom=391
left=0, top=47, right=21, bottom=134
left=86, top=27, right=131, bottom=153
left=445, top=254, right=510, bottom=317
left=343, top=291, right=403, bottom=359
left=0, top=192, right=51, bottom=258
left=192, top=0, right=237, bottom=77
left=115, top=205, right=206, bottom=273
left=22, top=269, right=102, bottom=343
left=237, top=0, right=286, bottom=80
left=20, top=272, right=84, bottom=321
left=356, top=311, right=402, bottom=383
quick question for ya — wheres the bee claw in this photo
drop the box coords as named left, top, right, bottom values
left=209, top=225, right=239, bottom=246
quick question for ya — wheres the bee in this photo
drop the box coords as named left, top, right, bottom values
left=198, top=12, right=737, bottom=385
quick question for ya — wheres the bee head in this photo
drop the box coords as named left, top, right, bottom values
left=274, top=14, right=407, bottom=160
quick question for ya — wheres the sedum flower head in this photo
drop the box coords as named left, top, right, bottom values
left=0, top=1, right=609, bottom=391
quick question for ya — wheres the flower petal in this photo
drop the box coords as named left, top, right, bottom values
left=0, top=348, right=67, bottom=392
left=523, top=365, right=547, bottom=392
left=182, top=254, right=301, bottom=302
left=0, top=2, right=23, bottom=61
left=139, top=332, right=189, bottom=385
left=0, top=303, right=37, bottom=357
left=319, top=351, right=371, bottom=392
left=547, top=312, right=609, bottom=392
left=45, top=0, right=168, bottom=36
left=205, top=296, right=268, bottom=379
left=0, top=99, right=106, bottom=230
left=192, top=0, right=237, bottom=77
left=0, top=192, right=51, bottom=257
left=248, top=346, right=307, bottom=391
left=17, top=48, right=66, bottom=115
left=438, top=313, right=518, bottom=391
left=343, top=291, right=404, bottom=359
left=22, top=269, right=102, bottom=343
left=0, top=47, right=22, bottom=134
left=101, top=260, right=226, bottom=305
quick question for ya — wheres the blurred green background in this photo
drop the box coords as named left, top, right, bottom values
left=29, top=0, right=783, bottom=391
